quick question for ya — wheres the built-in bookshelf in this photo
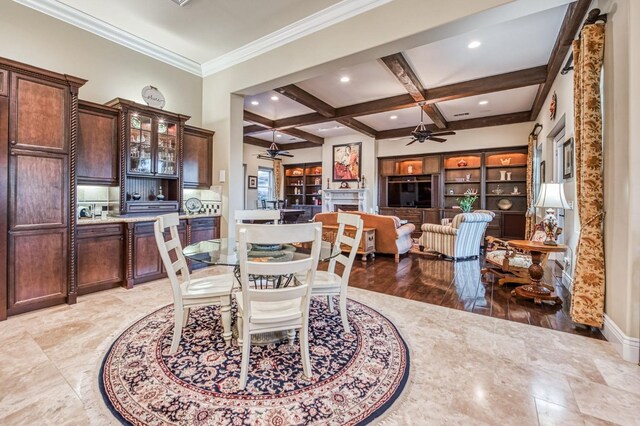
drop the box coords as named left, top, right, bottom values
left=283, top=162, right=322, bottom=208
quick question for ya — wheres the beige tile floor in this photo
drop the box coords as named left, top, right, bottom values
left=0, top=267, right=638, bottom=426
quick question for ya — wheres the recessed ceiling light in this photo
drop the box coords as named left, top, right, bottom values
left=335, top=125, right=342, bottom=129
left=276, top=134, right=282, bottom=138
left=478, top=100, right=489, bottom=105
left=390, top=115, right=398, bottom=120
left=468, top=40, right=481, bottom=49
left=340, top=76, right=350, bottom=83
left=270, top=95, right=279, bottom=101
left=251, top=100, right=259, bottom=106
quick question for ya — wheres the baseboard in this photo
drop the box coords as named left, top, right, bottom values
left=602, top=314, right=640, bottom=363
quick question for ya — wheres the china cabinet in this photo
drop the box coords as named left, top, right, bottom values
left=106, top=98, right=189, bottom=214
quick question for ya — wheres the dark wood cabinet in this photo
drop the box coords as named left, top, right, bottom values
left=77, top=224, right=124, bottom=295
left=187, top=216, right=219, bottom=270
left=183, top=125, right=213, bottom=189
left=77, top=101, right=119, bottom=185
left=0, top=57, right=85, bottom=320
left=8, top=228, right=68, bottom=316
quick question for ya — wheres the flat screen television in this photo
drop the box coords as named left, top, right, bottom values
left=387, top=176, right=432, bottom=208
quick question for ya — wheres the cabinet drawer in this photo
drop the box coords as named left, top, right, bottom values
left=127, top=202, right=179, bottom=213
left=77, top=224, right=123, bottom=238
left=190, top=217, right=215, bottom=229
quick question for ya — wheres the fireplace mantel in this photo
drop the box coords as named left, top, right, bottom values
left=323, top=189, right=368, bottom=212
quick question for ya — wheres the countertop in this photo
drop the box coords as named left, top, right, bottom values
left=77, top=213, right=220, bottom=225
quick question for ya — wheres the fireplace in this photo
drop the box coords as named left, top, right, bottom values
left=334, top=204, right=359, bottom=212
left=323, top=189, right=368, bottom=212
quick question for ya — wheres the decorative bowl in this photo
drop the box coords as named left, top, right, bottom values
left=501, top=157, right=512, bottom=165
left=497, top=199, right=513, bottom=210
left=132, top=192, right=142, bottom=201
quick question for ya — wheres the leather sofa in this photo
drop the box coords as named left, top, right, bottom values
left=313, top=212, right=415, bottom=262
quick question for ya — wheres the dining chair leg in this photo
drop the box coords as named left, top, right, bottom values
left=287, top=329, right=296, bottom=344
left=237, top=313, right=243, bottom=346
left=339, top=293, right=350, bottom=334
left=170, top=309, right=184, bottom=355
left=239, top=327, right=251, bottom=390
left=182, top=308, right=190, bottom=328
left=299, top=324, right=312, bottom=379
left=220, top=296, right=232, bottom=348
left=327, top=295, right=334, bottom=312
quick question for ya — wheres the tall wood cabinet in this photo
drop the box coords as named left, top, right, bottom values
left=0, top=57, right=85, bottom=319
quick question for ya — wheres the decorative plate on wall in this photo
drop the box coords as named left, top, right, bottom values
left=141, top=85, right=166, bottom=109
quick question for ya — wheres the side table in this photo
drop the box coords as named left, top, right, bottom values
left=322, top=225, right=376, bottom=262
left=506, top=240, right=568, bottom=305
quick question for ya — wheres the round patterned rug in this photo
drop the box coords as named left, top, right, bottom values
left=100, top=298, right=409, bottom=425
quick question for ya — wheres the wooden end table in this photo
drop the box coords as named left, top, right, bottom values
left=321, top=225, right=376, bottom=262
left=506, top=240, right=568, bottom=305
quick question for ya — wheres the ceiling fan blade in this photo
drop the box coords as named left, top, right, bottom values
left=406, top=139, right=418, bottom=146
left=429, top=137, right=447, bottom=143
left=430, top=131, right=456, bottom=136
left=279, top=153, right=294, bottom=157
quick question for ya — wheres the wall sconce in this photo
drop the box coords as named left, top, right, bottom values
left=530, top=123, right=543, bottom=137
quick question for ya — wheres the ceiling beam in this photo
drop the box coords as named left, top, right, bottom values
left=274, top=85, right=335, bottom=117
left=280, top=141, right=320, bottom=150
left=426, top=65, right=548, bottom=104
left=243, top=124, right=267, bottom=135
left=243, top=136, right=272, bottom=148
left=377, top=111, right=533, bottom=140
left=244, top=110, right=274, bottom=128
left=336, top=118, right=378, bottom=138
left=269, top=66, right=547, bottom=130
left=279, top=127, right=324, bottom=145
left=380, top=53, right=448, bottom=129
left=529, top=0, right=591, bottom=120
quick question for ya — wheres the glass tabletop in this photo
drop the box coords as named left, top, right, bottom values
left=182, top=238, right=336, bottom=266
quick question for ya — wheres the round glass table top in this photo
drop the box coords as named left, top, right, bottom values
left=182, top=238, right=335, bottom=266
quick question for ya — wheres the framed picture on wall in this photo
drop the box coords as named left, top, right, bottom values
left=540, top=160, right=546, bottom=184
left=563, top=138, right=574, bottom=179
left=248, top=175, right=257, bottom=189
left=332, top=142, right=361, bottom=181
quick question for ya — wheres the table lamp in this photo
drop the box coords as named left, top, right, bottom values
left=535, top=182, right=571, bottom=245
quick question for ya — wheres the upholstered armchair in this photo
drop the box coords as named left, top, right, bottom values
left=419, top=211, right=495, bottom=261
left=481, top=224, right=547, bottom=285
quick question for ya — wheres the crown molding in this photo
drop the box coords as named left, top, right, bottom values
left=200, top=0, right=393, bottom=77
left=13, top=0, right=203, bottom=76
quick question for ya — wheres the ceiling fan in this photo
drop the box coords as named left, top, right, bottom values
left=257, top=130, right=294, bottom=160
left=407, top=103, right=456, bottom=145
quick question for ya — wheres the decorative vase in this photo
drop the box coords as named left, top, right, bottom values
left=500, top=170, right=507, bottom=181
left=326, top=178, right=330, bottom=190
left=132, top=192, right=141, bottom=201
left=457, top=158, right=468, bottom=167
left=157, top=186, right=165, bottom=201
left=506, top=171, right=512, bottom=181
left=407, top=165, right=413, bottom=174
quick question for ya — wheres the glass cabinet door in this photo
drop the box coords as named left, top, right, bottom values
left=128, top=114, right=153, bottom=174
left=156, top=120, right=177, bottom=176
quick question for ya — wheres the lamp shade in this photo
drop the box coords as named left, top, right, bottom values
left=535, top=183, right=571, bottom=209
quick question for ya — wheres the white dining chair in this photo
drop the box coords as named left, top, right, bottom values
left=154, top=213, right=233, bottom=354
left=234, top=209, right=281, bottom=224
left=301, top=212, right=363, bottom=333
left=235, top=222, right=322, bottom=390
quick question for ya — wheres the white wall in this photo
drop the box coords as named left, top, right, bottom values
left=0, top=1, right=203, bottom=126
left=243, top=144, right=280, bottom=209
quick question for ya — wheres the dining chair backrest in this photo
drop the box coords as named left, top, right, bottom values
left=237, top=223, right=322, bottom=316
left=154, top=213, right=190, bottom=305
left=328, top=213, right=364, bottom=280
left=234, top=209, right=281, bottom=224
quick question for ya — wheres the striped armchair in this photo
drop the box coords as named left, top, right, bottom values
left=418, top=211, right=495, bottom=261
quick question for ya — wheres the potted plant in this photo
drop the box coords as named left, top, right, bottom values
left=457, top=189, right=478, bottom=213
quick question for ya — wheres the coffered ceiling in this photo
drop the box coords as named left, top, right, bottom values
left=243, top=1, right=591, bottom=147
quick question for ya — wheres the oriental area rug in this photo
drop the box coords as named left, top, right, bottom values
left=100, top=298, right=410, bottom=425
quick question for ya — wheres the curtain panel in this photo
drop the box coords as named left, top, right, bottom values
left=571, top=23, right=606, bottom=327
left=525, top=134, right=536, bottom=237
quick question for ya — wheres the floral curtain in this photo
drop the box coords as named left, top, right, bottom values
left=273, top=159, right=282, bottom=201
left=571, top=23, right=606, bottom=327
left=525, top=133, right=536, bottom=237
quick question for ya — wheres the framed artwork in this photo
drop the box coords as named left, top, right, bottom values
left=563, top=138, right=574, bottom=179
left=248, top=175, right=257, bottom=189
left=540, top=160, right=546, bottom=184
left=332, top=142, right=361, bottom=181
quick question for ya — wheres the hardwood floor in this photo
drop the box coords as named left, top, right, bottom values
left=339, top=252, right=605, bottom=340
